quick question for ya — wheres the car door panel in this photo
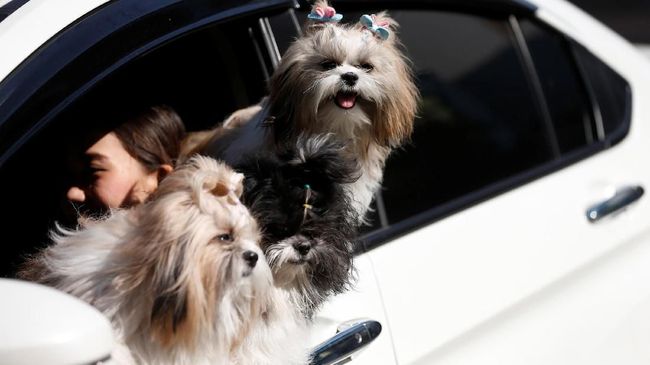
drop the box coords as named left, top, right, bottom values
left=310, top=254, right=398, bottom=364
left=368, top=136, right=650, bottom=364
left=402, top=220, right=650, bottom=364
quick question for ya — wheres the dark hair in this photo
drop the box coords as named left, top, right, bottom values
left=113, top=105, right=186, bottom=172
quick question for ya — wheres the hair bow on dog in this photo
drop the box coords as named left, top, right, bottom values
left=360, top=14, right=390, bottom=40
left=308, top=5, right=343, bottom=22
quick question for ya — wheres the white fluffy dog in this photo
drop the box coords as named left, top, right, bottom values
left=183, top=1, right=419, bottom=224
left=268, top=1, right=419, bottom=221
left=20, top=156, right=308, bottom=365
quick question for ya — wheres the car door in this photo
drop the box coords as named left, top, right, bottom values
left=306, top=1, right=650, bottom=364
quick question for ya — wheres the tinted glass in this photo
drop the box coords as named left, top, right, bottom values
left=572, top=43, right=630, bottom=141
left=379, top=11, right=553, bottom=224
left=99, top=22, right=267, bottom=131
left=520, top=18, right=595, bottom=151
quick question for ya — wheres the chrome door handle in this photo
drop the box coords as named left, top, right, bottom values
left=309, top=319, right=382, bottom=365
left=586, top=185, right=644, bottom=223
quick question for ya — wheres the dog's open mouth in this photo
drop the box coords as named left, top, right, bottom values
left=335, top=91, right=357, bottom=109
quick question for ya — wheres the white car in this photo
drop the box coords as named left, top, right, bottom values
left=1, top=0, right=650, bottom=364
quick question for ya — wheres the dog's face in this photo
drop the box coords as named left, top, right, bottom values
left=240, top=135, right=359, bottom=313
left=118, top=156, right=270, bottom=347
left=269, top=2, right=419, bottom=149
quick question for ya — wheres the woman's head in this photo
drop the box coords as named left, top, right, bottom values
left=113, top=105, right=186, bottom=175
left=66, top=105, right=186, bottom=215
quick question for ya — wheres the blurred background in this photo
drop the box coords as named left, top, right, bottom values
left=569, top=0, right=650, bottom=58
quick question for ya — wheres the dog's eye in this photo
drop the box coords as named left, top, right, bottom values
left=217, top=233, right=233, bottom=242
left=320, top=60, right=338, bottom=70
left=359, top=63, right=374, bottom=72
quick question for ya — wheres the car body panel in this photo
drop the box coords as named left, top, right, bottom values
left=408, top=228, right=650, bottom=364
left=309, top=255, right=398, bottom=364
left=367, top=145, right=650, bottom=363
left=0, top=0, right=109, bottom=82
left=535, top=0, right=650, bottom=80
left=0, top=278, right=114, bottom=365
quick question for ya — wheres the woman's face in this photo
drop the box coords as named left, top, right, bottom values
left=66, top=132, right=158, bottom=213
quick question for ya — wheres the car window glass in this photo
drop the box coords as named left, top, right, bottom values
left=378, top=11, right=553, bottom=225
left=95, top=21, right=267, bottom=131
left=519, top=18, right=595, bottom=151
left=572, top=43, right=631, bottom=141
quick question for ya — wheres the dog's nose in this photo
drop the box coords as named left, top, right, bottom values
left=341, top=72, right=358, bottom=86
left=293, top=241, right=311, bottom=256
left=242, top=251, right=258, bottom=268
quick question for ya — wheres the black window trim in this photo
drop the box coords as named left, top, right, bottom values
left=304, top=0, right=537, bottom=17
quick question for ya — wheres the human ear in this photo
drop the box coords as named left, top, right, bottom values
left=157, top=164, right=173, bottom=182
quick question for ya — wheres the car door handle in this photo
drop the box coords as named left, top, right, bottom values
left=586, top=185, right=644, bottom=223
left=309, top=319, right=382, bottom=365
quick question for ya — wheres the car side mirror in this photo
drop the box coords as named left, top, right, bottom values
left=0, top=278, right=113, bottom=365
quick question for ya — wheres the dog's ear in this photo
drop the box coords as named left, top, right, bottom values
left=148, top=243, right=201, bottom=348
left=229, top=172, right=244, bottom=199
left=353, top=11, right=418, bottom=147
left=305, top=1, right=342, bottom=34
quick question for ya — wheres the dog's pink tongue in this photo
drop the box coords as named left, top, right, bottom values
left=336, top=93, right=356, bottom=109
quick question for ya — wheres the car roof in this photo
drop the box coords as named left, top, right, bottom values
left=0, top=0, right=28, bottom=22
left=0, top=0, right=110, bottom=82
left=0, top=0, right=292, bottom=85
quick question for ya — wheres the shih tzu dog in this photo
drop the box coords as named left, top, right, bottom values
left=19, top=156, right=308, bottom=365
left=267, top=1, right=419, bottom=222
left=237, top=134, right=361, bottom=317
left=184, top=0, right=419, bottom=225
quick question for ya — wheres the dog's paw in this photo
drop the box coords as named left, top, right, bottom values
left=223, top=104, right=264, bottom=129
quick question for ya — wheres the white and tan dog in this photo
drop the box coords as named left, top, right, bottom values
left=268, top=1, right=418, bottom=222
left=184, top=1, right=419, bottom=225
left=20, top=156, right=308, bottom=365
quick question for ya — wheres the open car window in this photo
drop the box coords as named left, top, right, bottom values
left=0, top=1, right=300, bottom=277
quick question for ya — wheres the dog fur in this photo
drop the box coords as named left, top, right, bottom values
left=182, top=0, right=419, bottom=225
left=19, top=156, right=308, bottom=365
left=237, top=134, right=360, bottom=317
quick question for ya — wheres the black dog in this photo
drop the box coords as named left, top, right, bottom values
left=237, top=134, right=361, bottom=317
